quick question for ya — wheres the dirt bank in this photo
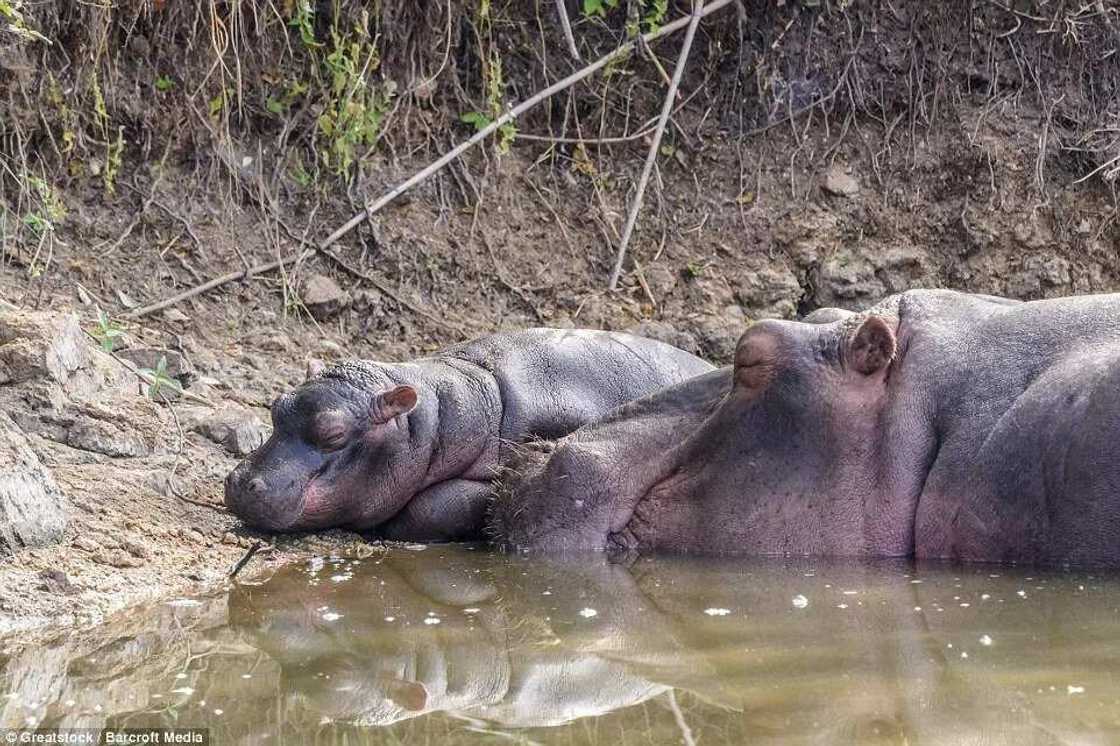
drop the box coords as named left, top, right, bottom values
left=1, top=1, right=1119, bottom=641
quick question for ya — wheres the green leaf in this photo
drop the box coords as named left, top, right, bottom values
left=154, top=75, right=174, bottom=92
left=583, top=0, right=619, bottom=17
left=459, top=111, right=492, bottom=131
left=266, top=97, right=285, bottom=115
left=208, top=93, right=225, bottom=117
left=139, top=355, right=181, bottom=400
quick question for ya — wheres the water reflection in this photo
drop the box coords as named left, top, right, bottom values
left=3, top=546, right=1120, bottom=744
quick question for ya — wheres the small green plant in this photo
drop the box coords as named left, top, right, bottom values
left=20, top=173, right=65, bottom=236
left=583, top=0, right=620, bottom=17
left=460, top=111, right=516, bottom=153
left=104, top=126, right=124, bottom=195
left=289, top=0, right=321, bottom=49
left=641, top=0, right=668, bottom=32
left=314, top=18, right=394, bottom=176
left=1, top=0, right=49, bottom=42
left=463, top=39, right=516, bottom=154
left=21, top=212, right=51, bottom=235
left=154, top=75, right=174, bottom=92
left=44, top=72, right=77, bottom=157
left=91, top=310, right=125, bottom=353
left=684, top=261, right=706, bottom=279
left=208, top=90, right=226, bottom=119
left=289, top=159, right=313, bottom=188
left=139, top=356, right=181, bottom=400
left=460, top=111, right=492, bottom=130
left=91, top=72, right=109, bottom=132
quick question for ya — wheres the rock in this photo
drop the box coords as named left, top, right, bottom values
left=1012, top=217, right=1054, bottom=250
left=258, top=334, right=293, bottom=353
left=679, top=273, right=735, bottom=310
left=318, top=339, right=343, bottom=356
left=873, top=246, right=936, bottom=295
left=0, top=412, right=68, bottom=554
left=823, top=164, right=860, bottom=197
left=813, top=252, right=886, bottom=309
left=221, top=531, right=240, bottom=546
left=302, top=274, right=351, bottom=319
left=0, top=310, right=89, bottom=387
left=121, top=537, right=152, bottom=559
left=694, top=311, right=748, bottom=364
left=641, top=264, right=679, bottom=300
left=16, top=409, right=150, bottom=458
left=1007, top=255, right=1072, bottom=299
left=195, top=407, right=269, bottom=457
left=773, top=206, right=843, bottom=268
left=65, top=417, right=149, bottom=458
left=352, top=288, right=384, bottom=311
left=626, top=321, right=702, bottom=356
left=94, top=549, right=143, bottom=568
left=72, top=536, right=99, bottom=552
left=735, top=265, right=803, bottom=319
left=37, top=569, right=79, bottom=595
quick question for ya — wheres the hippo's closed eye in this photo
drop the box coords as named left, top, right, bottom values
left=311, top=410, right=351, bottom=450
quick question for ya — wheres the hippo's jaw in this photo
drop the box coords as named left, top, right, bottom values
left=225, top=442, right=353, bottom=533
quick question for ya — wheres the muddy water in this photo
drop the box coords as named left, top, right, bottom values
left=3, top=546, right=1120, bottom=745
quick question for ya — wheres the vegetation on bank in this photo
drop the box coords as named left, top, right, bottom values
left=0, top=0, right=1117, bottom=299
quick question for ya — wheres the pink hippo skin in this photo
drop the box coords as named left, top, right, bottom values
left=493, top=290, right=1120, bottom=567
left=224, top=329, right=712, bottom=540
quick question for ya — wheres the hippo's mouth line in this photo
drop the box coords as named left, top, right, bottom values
left=606, top=466, right=705, bottom=552
left=604, top=483, right=661, bottom=553
left=295, top=465, right=334, bottom=527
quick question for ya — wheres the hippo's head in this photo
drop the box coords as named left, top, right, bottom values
left=494, top=311, right=902, bottom=555
left=224, top=363, right=422, bottom=532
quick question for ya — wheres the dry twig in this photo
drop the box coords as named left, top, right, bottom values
left=607, top=0, right=707, bottom=290
left=555, top=0, right=581, bottom=61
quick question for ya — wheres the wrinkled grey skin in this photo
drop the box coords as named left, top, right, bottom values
left=225, top=329, right=712, bottom=539
left=493, top=290, right=1120, bottom=566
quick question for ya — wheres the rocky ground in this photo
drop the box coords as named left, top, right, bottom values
left=0, top=303, right=389, bottom=642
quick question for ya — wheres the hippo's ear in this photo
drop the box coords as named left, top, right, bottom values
left=848, top=316, right=897, bottom=375
left=370, top=385, right=418, bottom=425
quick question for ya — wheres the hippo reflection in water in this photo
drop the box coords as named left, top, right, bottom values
left=493, top=290, right=1120, bottom=566
left=224, top=547, right=1120, bottom=741
left=224, top=329, right=711, bottom=540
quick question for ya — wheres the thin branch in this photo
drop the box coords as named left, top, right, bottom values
left=608, top=0, right=706, bottom=290
left=556, top=0, right=581, bottom=61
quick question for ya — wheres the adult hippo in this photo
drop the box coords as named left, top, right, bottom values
left=224, top=329, right=712, bottom=540
left=492, top=290, right=1120, bottom=567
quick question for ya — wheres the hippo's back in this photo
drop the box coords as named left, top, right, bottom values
left=440, top=329, right=714, bottom=441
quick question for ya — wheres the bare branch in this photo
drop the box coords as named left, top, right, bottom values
left=607, top=0, right=706, bottom=291
left=556, top=0, right=581, bottom=61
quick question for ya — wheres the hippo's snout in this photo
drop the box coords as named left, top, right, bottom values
left=224, top=458, right=306, bottom=532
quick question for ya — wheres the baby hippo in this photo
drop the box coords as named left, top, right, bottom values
left=224, top=329, right=712, bottom=540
